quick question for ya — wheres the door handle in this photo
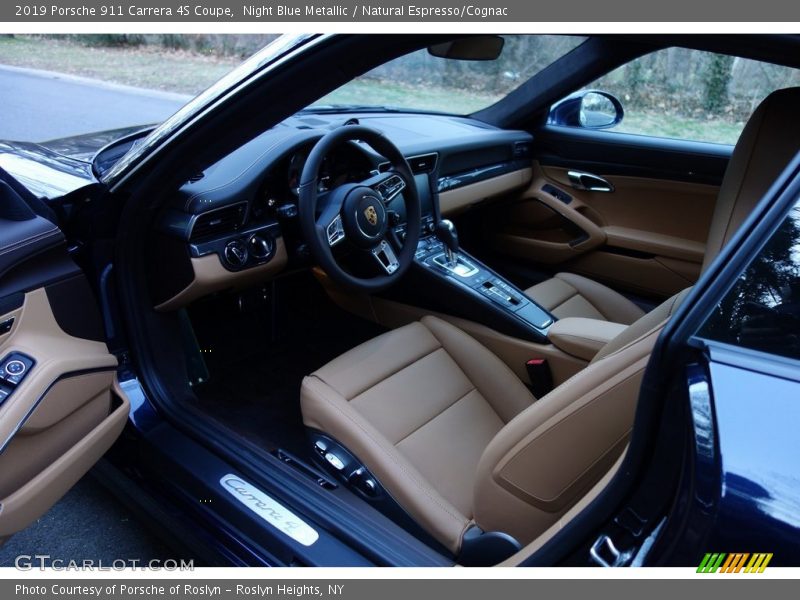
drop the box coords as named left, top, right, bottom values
left=567, top=171, right=615, bottom=193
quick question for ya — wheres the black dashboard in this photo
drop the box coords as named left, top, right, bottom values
left=152, top=112, right=533, bottom=309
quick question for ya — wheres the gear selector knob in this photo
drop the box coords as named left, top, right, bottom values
left=435, top=219, right=460, bottom=265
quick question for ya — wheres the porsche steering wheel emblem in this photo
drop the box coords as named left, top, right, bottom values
left=364, top=205, right=379, bottom=226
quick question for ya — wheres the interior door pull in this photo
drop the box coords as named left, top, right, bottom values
left=567, top=171, right=615, bottom=193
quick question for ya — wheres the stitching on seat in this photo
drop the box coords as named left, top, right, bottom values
left=554, top=291, right=581, bottom=315
left=340, top=345, right=443, bottom=401
left=393, top=387, right=477, bottom=446
left=564, top=292, right=609, bottom=321
left=423, top=322, right=526, bottom=424
left=308, top=377, right=469, bottom=526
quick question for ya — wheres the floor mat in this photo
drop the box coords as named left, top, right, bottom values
left=189, top=273, right=386, bottom=456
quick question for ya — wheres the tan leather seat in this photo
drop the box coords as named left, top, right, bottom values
left=301, top=290, right=687, bottom=557
left=300, top=88, right=799, bottom=561
left=524, top=86, right=800, bottom=323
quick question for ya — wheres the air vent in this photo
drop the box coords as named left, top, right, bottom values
left=408, top=153, right=438, bottom=174
left=379, top=153, right=438, bottom=175
left=187, top=172, right=205, bottom=183
left=189, top=203, right=246, bottom=241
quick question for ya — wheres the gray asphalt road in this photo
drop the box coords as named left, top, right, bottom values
left=0, top=477, right=182, bottom=567
left=0, top=65, right=194, bottom=567
left=0, top=65, right=189, bottom=141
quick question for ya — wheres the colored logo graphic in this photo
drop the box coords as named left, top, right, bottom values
left=697, top=553, right=773, bottom=573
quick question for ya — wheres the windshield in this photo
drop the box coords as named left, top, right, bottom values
left=311, top=35, right=587, bottom=115
left=103, top=34, right=316, bottom=185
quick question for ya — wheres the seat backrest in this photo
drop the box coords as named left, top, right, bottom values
left=473, top=288, right=690, bottom=546
left=703, top=87, right=800, bottom=273
left=472, top=89, right=800, bottom=554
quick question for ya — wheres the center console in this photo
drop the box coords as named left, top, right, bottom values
left=386, top=174, right=555, bottom=343
left=413, top=236, right=554, bottom=335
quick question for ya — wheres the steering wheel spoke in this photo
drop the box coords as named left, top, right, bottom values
left=314, top=190, right=346, bottom=247
left=326, top=213, right=345, bottom=247
left=360, top=171, right=407, bottom=204
left=369, top=240, right=400, bottom=275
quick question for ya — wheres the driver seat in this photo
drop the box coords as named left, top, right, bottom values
left=300, top=87, right=800, bottom=560
left=301, top=289, right=688, bottom=558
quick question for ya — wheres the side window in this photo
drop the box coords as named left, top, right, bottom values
left=699, top=199, right=800, bottom=360
left=554, top=48, right=800, bottom=145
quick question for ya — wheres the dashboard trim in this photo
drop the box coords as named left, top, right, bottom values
left=439, top=167, right=533, bottom=216
left=155, top=237, right=288, bottom=312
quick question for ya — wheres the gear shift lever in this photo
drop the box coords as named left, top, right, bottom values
left=435, top=219, right=459, bottom=266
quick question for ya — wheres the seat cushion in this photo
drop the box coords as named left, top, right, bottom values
left=525, top=272, right=645, bottom=325
left=300, top=315, right=535, bottom=554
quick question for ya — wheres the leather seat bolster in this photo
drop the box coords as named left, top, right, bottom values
left=301, top=375, right=472, bottom=555
left=592, top=287, right=691, bottom=363
left=472, top=290, right=687, bottom=544
left=472, top=334, right=655, bottom=545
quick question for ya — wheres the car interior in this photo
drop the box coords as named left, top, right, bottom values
left=135, top=70, right=800, bottom=563
left=2, top=34, right=799, bottom=565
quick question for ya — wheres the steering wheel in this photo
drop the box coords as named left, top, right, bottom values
left=298, top=125, right=421, bottom=292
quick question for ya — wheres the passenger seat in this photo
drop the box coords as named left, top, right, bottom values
left=524, top=87, right=800, bottom=323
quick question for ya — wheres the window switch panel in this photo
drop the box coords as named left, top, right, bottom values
left=0, top=352, right=35, bottom=389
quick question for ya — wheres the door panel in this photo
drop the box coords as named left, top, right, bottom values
left=539, top=165, right=718, bottom=246
left=535, top=125, right=731, bottom=185
left=0, top=207, right=127, bottom=538
left=487, top=127, right=727, bottom=299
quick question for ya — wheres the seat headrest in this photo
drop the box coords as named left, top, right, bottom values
left=703, top=86, right=800, bottom=272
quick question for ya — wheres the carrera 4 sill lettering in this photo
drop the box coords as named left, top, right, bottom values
left=219, top=474, right=319, bottom=547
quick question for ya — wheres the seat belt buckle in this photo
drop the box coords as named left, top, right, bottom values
left=526, top=358, right=553, bottom=398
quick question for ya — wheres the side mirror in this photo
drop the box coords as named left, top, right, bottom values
left=548, top=90, right=624, bottom=129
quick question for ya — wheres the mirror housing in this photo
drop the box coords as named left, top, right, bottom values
left=428, top=36, right=505, bottom=61
left=548, top=90, right=624, bottom=129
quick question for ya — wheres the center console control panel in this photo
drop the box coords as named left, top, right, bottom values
left=413, top=236, right=554, bottom=334
left=0, top=352, right=35, bottom=406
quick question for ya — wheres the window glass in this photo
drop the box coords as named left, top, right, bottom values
left=314, top=35, right=586, bottom=115
left=580, top=48, right=800, bottom=145
left=699, top=199, right=800, bottom=360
